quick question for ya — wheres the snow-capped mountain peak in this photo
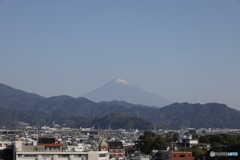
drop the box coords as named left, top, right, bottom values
left=81, top=79, right=174, bottom=107
left=114, top=79, right=130, bottom=85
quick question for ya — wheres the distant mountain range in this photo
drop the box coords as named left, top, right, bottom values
left=1, top=82, right=240, bottom=129
left=81, top=79, right=174, bottom=107
left=0, top=83, right=44, bottom=100
left=0, top=108, right=159, bottom=130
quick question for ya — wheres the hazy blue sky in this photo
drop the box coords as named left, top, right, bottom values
left=1, top=0, right=240, bottom=110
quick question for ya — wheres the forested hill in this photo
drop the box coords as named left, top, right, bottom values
left=1, top=82, right=240, bottom=128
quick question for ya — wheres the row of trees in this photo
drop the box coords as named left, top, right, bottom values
left=136, top=131, right=179, bottom=154
left=187, top=134, right=240, bottom=160
left=136, top=131, right=240, bottom=160
left=200, top=134, right=240, bottom=160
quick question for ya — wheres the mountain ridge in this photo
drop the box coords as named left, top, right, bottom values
left=81, top=79, right=174, bottom=107
left=1, top=82, right=240, bottom=129
left=0, top=83, right=44, bottom=99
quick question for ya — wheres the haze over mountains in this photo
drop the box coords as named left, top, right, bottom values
left=81, top=79, right=174, bottom=107
left=0, top=82, right=44, bottom=99
left=1, top=82, right=240, bottom=129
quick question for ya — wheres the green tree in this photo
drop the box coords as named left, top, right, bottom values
left=137, top=131, right=166, bottom=154
left=200, top=134, right=240, bottom=160
left=192, top=133, right=198, bottom=139
left=186, top=146, right=206, bottom=160
left=172, top=133, right=179, bottom=142
left=165, top=133, right=179, bottom=142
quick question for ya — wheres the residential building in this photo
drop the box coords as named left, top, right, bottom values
left=108, top=142, right=125, bottom=159
left=14, top=139, right=109, bottom=160
left=99, top=140, right=108, bottom=151
left=178, top=138, right=198, bottom=148
left=150, top=150, right=194, bottom=160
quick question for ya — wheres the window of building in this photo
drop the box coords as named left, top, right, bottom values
left=80, top=155, right=87, bottom=160
left=74, top=154, right=81, bottom=158
left=24, top=154, right=37, bottom=158
left=179, top=155, right=186, bottom=157
left=74, top=155, right=78, bottom=158
left=45, top=155, right=54, bottom=158
left=99, top=154, right=106, bottom=157
left=58, top=154, right=70, bottom=158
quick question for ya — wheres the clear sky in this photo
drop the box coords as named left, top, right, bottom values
left=1, top=0, right=240, bottom=110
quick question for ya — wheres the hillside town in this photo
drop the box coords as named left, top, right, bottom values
left=1, top=126, right=240, bottom=160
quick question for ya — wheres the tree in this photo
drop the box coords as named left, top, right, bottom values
left=172, top=133, right=179, bottom=142
left=200, top=134, right=240, bottom=160
left=137, top=131, right=166, bottom=154
left=186, top=146, right=206, bottom=160
left=165, top=133, right=179, bottom=142
left=192, top=133, right=198, bottom=139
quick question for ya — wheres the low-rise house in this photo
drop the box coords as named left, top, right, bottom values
left=99, top=140, right=108, bottom=151
left=178, top=138, right=198, bottom=148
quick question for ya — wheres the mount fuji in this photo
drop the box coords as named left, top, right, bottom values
left=81, top=79, right=174, bottom=107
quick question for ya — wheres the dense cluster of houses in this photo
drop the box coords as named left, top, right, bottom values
left=1, top=127, right=239, bottom=160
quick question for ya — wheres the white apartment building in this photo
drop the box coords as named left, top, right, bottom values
left=14, top=141, right=109, bottom=160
